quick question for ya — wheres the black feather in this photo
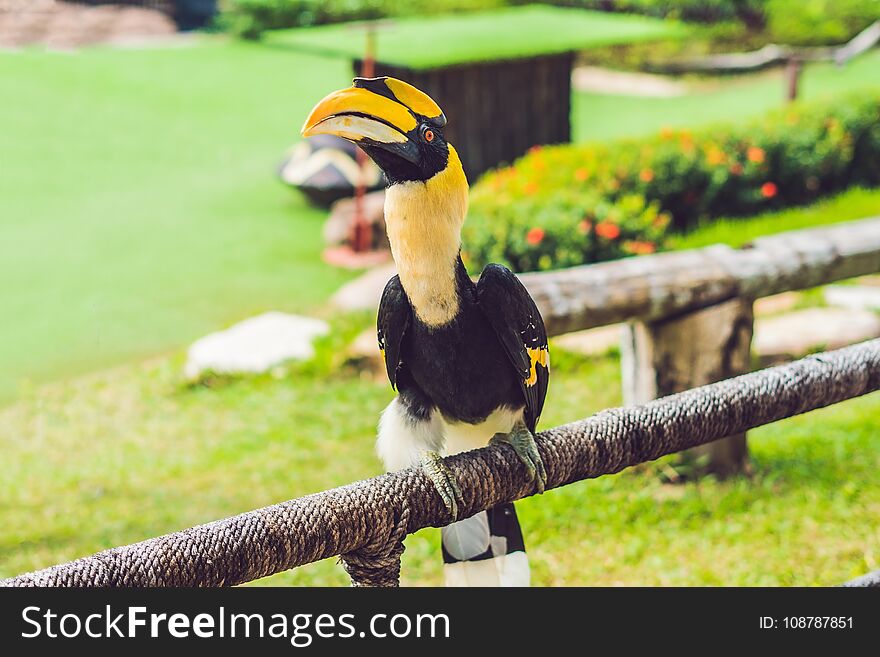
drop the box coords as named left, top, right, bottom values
left=476, top=264, right=550, bottom=432
left=377, top=275, right=411, bottom=390
left=376, top=258, right=549, bottom=433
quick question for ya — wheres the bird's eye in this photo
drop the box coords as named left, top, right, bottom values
left=424, top=129, right=435, bottom=143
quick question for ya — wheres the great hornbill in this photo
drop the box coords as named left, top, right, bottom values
left=303, top=77, right=549, bottom=587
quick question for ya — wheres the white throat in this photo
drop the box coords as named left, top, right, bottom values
left=383, top=147, right=469, bottom=328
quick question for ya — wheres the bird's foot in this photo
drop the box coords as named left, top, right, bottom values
left=421, top=451, right=463, bottom=521
left=491, top=421, right=547, bottom=494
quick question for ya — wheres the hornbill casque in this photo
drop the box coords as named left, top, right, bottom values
left=303, top=77, right=550, bottom=587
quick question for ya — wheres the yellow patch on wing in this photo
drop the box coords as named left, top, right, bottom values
left=525, top=347, right=549, bottom=387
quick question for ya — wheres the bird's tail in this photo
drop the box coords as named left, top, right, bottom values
left=441, top=502, right=530, bottom=586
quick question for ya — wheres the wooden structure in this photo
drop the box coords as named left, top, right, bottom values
left=355, top=54, right=574, bottom=180
left=4, top=218, right=880, bottom=587
left=521, top=217, right=880, bottom=475
left=272, top=6, right=682, bottom=179
left=520, top=218, right=880, bottom=336
left=4, top=339, right=879, bottom=587
left=622, top=299, right=753, bottom=476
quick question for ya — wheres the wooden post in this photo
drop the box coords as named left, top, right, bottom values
left=621, top=298, right=754, bottom=477
left=785, top=56, right=801, bottom=103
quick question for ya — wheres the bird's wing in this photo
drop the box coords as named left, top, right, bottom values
left=377, top=274, right=412, bottom=390
left=476, top=264, right=550, bottom=432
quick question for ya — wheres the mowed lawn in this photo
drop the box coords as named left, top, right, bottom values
left=2, top=37, right=879, bottom=401
left=2, top=346, right=877, bottom=586
left=574, top=49, right=880, bottom=142
left=671, top=187, right=880, bottom=250
left=3, top=195, right=879, bottom=585
left=2, top=32, right=880, bottom=586
left=0, top=39, right=355, bottom=401
left=266, top=5, right=683, bottom=69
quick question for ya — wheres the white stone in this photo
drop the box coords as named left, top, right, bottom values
left=824, top=285, right=880, bottom=311
left=754, top=291, right=800, bottom=316
left=330, top=261, right=397, bottom=312
left=571, top=66, right=687, bottom=97
left=185, top=312, right=329, bottom=379
left=344, top=327, right=386, bottom=378
left=753, top=307, right=880, bottom=361
left=552, top=324, right=623, bottom=356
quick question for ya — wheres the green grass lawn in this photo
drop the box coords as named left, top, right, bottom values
left=265, top=5, right=684, bottom=70
left=2, top=343, right=877, bottom=586
left=0, top=39, right=355, bottom=401
left=3, top=35, right=879, bottom=585
left=574, top=49, right=880, bottom=142
left=2, top=35, right=879, bottom=404
left=671, top=187, right=880, bottom=250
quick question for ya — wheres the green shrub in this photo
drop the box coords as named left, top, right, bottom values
left=462, top=92, right=880, bottom=273
left=219, top=0, right=878, bottom=42
left=527, top=0, right=766, bottom=26
left=765, top=0, right=880, bottom=46
left=217, top=0, right=507, bottom=38
left=524, top=0, right=877, bottom=38
left=463, top=168, right=670, bottom=273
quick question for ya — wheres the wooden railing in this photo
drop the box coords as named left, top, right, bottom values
left=523, top=217, right=880, bottom=473
left=3, top=339, right=879, bottom=587
left=3, top=218, right=879, bottom=587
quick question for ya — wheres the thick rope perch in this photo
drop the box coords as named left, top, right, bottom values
left=4, top=339, right=880, bottom=588
left=843, top=569, right=880, bottom=587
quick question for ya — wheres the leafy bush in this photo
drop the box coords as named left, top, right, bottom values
left=220, top=0, right=879, bottom=43
left=217, top=0, right=507, bottom=38
left=765, top=0, right=880, bottom=47
left=527, top=0, right=766, bottom=26
left=462, top=92, right=880, bottom=273
left=463, top=156, right=670, bottom=273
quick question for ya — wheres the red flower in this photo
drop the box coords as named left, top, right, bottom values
left=747, top=146, right=765, bottom=164
left=639, top=168, right=654, bottom=183
left=574, top=168, right=589, bottom=182
left=526, top=227, right=545, bottom=246
left=624, top=240, right=656, bottom=255
left=578, top=219, right=592, bottom=234
left=706, top=147, right=725, bottom=166
left=729, top=163, right=744, bottom=176
left=595, top=222, right=621, bottom=240
left=679, top=130, right=694, bottom=150
left=761, top=182, right=778, bottom=198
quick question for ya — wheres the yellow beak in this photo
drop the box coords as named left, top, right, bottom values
left=302, top=86, right=417, bottom=144
left=302, top=78, right=447, bottom=167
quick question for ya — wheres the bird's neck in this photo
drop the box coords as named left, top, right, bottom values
left=384, top=145, right=469, bottom=328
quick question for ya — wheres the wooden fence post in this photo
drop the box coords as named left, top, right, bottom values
left=621, top=297, right=754, bottom=477
left=785, top=56, right=801, bottom=102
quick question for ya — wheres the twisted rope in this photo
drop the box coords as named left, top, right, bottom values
left=843, top=569, right=880, bottom=587
left=340, top=505, right=410, bottom=587
left=3, top=339, right=879, bottom=587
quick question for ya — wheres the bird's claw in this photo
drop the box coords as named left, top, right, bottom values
left=421, top=451, right=463, bottom=521
left=491, top=423, right=547, bottom=494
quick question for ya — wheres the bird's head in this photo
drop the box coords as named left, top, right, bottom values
left=302, top=76, right=455, bottom=185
